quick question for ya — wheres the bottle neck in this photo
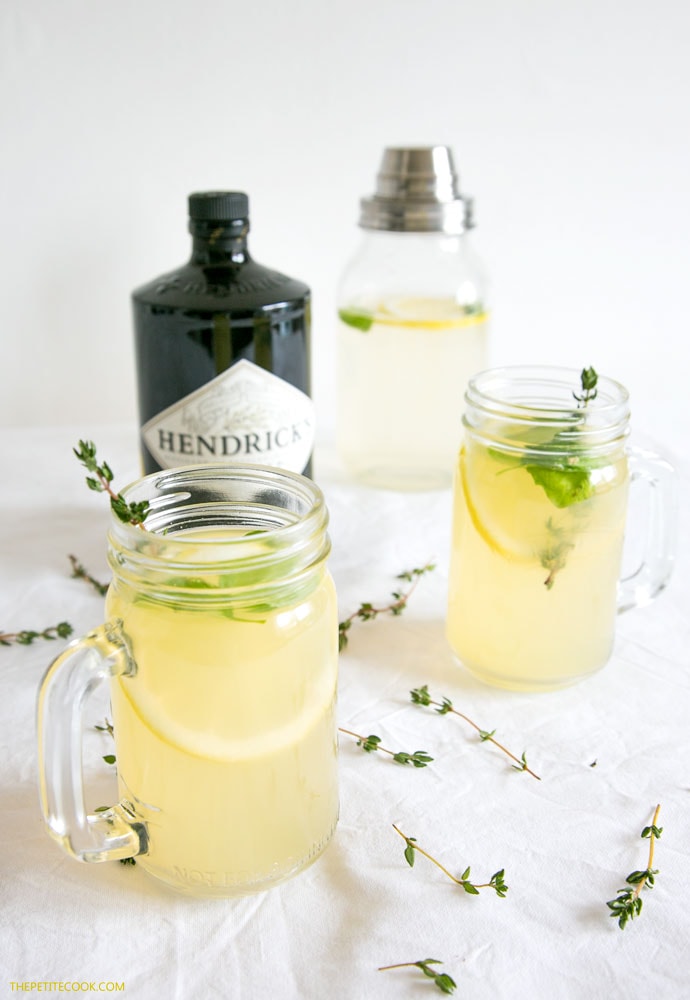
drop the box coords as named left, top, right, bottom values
left=189, top=219, right=251, bottom=265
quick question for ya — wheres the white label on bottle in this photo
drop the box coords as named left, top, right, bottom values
left=142, top=360, right=315, bottom=473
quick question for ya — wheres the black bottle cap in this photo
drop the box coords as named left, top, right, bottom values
left=188, top=191, right=249, bottom=222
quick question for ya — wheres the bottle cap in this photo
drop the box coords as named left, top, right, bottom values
left=188, top=191, right=249, bottom=222
left=359, top=147, right=474, bottom=234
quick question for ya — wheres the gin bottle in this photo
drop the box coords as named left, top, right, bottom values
left=132, top=191, right=313, bottom=476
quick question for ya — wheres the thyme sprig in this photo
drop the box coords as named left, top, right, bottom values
left=93, top=719, right=136, bottom=866
left=532, top=366, right=599, bottom=585
left=573, top=365, right=598, bottom=407
left=338, top=564, right=435, bottom=651
left=379, top=958, right=456, bottom=994
left=0, top=622, right=73, bottom=646
left=410, top=685, right=541, bottom=780
left=95, top=717, right=116, bottom=765
left=393, top=824, right=508, bottom=897
left=606, top=804, right=662, bottom=929
left=540, top=517, right=575, bottom=591
left=68, top=554, right=109, bottom=596
left=74, top=440, right=149, bottom=528
left=338, top=728, right=433, bottom=767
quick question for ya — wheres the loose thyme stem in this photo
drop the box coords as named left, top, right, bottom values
left=338, top=564, right=435, bottom=651
left=68, top=554, right=109, bottom=596
left=606, top=804, right=663, bottom=929
left=410, top=685, right=541, bottom=780
left=629, top=803, right=662, bottom=908
left=379, top=959, right=456, bottom=995
left=644, top=804, right=662, bottom=880
left=392, top=824, right=508, bottom=895
left=393, top=825, right=462, bottom=883
left=338, top=728, right=433, bottom=767
left=379, top=962, right=434, bottom=972
left=0, top=622, right=73, bottom=646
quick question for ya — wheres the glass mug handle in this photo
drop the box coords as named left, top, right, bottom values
left=617, top=447, right=678, bottom=614
left=37, top=619, right=148, bottom=863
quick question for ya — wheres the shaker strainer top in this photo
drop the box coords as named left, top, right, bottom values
left=359, top=146, right=474, bottom=234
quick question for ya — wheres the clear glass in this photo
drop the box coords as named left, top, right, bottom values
left=336, top=230, right=488, bottom=491
left=446, top=366, right=677, bottom=691
left=37, top=465, right=339, bottom=897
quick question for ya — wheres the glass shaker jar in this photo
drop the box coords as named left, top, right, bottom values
left=38, top=465, right=339, bottom=897
left=336, top=146, right=489, bottom=491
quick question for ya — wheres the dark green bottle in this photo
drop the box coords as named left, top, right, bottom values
left=132, top=191, right=313, bottom=476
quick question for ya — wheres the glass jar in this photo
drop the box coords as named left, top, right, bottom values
left=38, top=465, right=338, bottom=897
left=446, top=366, right=676, bottom=691
left=336, top=146, right=488, bottom=491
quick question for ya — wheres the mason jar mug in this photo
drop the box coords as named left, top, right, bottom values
left=446, top=366, right=676, bottom=691
left=37, top=465, right=339, bottom=897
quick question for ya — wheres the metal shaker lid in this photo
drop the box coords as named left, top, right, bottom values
left=359, top=146, right=474, bottom=234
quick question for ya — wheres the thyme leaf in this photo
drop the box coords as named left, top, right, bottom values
left=0, top=622, right=73, bottom=646
left=606, top=804, right=662, bottom=929
left=338, top=564, right=435, bottom=651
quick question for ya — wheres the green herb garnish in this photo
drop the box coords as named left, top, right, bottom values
left=573, top=365, right=598, bottom=406
left=522, top=366, right=600, bottom=509
left=539, top=517, right=576, bottom=589
left=488, top=368, right=602, bottom=586
left=69, top=554, right=109, bottom=596
left=338, top=564, right=435, bottom=651
left=379, top=959, right=457, bottom=994
left=607, top=804, right=662, bottom=929
left=524, top=462, right=594, bottom=508
left=393, top=824, right=508, bottom=897
left=338, top=307, right=374, bottom=332
left=74, top=440, right=149, bottom=527
left=0, top=621, right=73, bottom=647
left=409, top=685, right=541, bottom=779
left=339, top=728, right=433, bottom=767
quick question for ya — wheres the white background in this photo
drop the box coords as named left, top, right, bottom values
left=2, top=7, right=689, bottom=993
left=1, top=0, right=689, bottom=455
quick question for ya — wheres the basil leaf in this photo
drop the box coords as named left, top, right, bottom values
left=524, top=464, right=594, bottom=508
left=338, top=308, right=374, bottom=332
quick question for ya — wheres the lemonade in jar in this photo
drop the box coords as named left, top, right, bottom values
left=336, top=146, right=488, bottom=491
left=38, top=465, right=339, bottom=896
left=447, top=367, right=676, bottom=691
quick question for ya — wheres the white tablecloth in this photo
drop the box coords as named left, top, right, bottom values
left=1, top=425, right=688, bottom=1000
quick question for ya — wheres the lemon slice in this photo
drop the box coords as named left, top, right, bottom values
left=377, top=296, right=484, bottom=329
left=459, top=447, right=543, bottom=562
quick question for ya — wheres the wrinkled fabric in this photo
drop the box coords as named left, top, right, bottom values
left=1, top=425, right=688, bottom=1000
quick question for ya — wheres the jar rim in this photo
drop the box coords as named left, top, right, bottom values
left=464, top=365, right=630, bottom=455
left=106, top=464, right=330, bottom=605
left=466, top=365, right=629, bottom=417
left=114, top=463, right=326, bottom=542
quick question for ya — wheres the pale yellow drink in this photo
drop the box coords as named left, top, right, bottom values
left=447, top=434, right=629, bottom=691
left=337, top=296, right=487, bottom=490
left=105, top=529, right=339, bottom=896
